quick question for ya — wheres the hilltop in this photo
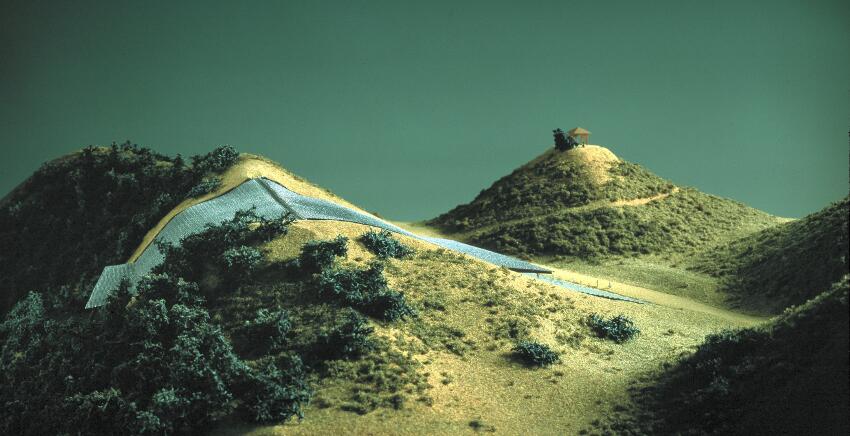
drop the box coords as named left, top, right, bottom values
left=426, top=143, right=793, bottom=313
left=430, top=144, right=782, bottom=260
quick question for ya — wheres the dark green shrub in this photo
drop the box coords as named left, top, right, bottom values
left=186, top=177, right=222, bottom=198
left=553, top=128, right=578, bottom=151
left=191, top=145, right=240, bottom=175
left=588, top=313, right=640, bottom=343
left=294, top=236, right=348, bottom=274
left=359, top=229, right=414, bottom=259
left=512, top=340, right=561, bottom=366
left=318, top=262, right=416, bottom=321
left=242, top=308, right=292, bottom=352
left=222, top=245, right=264, bottom=282
left=235, top=357, right=311, bottom=424
left=0, top=245, right=309, bottom=435
left=312, top=309, right=375, bottom=360
left=155, top=208, right=290, bottom=287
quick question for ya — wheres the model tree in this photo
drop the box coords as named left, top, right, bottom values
left=553, top=128, right=577, bottom=151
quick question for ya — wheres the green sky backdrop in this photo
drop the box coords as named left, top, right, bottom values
left=1, top=0, right=848, bottom=220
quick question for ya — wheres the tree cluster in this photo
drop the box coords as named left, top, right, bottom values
left=553, top=128, right=578, bottom=151
left=0, top=143, right=242, bottom=313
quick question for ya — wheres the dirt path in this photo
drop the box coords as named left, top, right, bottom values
left=546, top=265, right=768, bottom=326
left=431, top=186, right=683, bottom=240
left=610, top=186, right=679, bottom=207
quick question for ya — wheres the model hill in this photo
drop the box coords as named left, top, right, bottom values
left=429, top=145, right=783, bottom=260
left=1, top=144, right=845, bottom=434
left=691, top=196, right=849, bottom=313
left=598, top=276, right=849, bottom=435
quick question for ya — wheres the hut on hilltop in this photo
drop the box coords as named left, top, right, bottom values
left=568, top=127, right=591, bottom=145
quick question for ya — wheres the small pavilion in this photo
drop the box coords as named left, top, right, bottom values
left=568, top=127, right=591, bottom=145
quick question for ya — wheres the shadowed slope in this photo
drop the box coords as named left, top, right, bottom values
left=691, top=196, right=849, bottom=313
left=600, top=277, right=849, bottom=435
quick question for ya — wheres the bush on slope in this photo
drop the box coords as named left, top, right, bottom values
left=691, top=196, right=849, bottom=312
left=0, top=208, right=311, bottom=435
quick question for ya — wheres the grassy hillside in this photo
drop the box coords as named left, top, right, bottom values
left=431, top=144, right=780, bottom=261
left=690, top=196, right=849, bottom=313
left=209, top=220, right=755, bottom=435
left=595, top=276, right=850, bottom=435
left=431, top=146, right=675, bottom=233
left=470, top=188, right=780, bottom=260
left=0, top=146, right=763, bottom=434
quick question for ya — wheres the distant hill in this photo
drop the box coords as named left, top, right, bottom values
left=692, top=196, right=849, bottom=313
left=430, top=144, right=782, bottom=259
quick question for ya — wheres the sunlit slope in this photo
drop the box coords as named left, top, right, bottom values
left=429, top=145, right=782, bottom=260
left=210, top=219, right=760, bottom=436
left=691, top=196, right=849, bottom=313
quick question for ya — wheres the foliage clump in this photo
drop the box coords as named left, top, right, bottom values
left=0, top=142, right=242, bottom=313
left=0, top=274, right=311, bottom=435
left=587, top=313, right=640, bottom=343
left=311, top=309, right=375, bottom=360
left=553, top=128, right=578, bottom=151
left=241, top=308, right=292, bottom=353
left=155, top=208, right=292, bottom=290
left=360, top=229, right=414, bottom=259
left=190, top=145, right=240, bottom=175
left=319, top=262, right=417, bottom=321
left=186, top=177, right=222, bottom=198
left=294, top=236, right=349, bottom=274
left=512, top=340, right=561, bottom=366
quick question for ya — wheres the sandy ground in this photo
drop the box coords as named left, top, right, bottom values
left=522, top=144, right=619, bottom=186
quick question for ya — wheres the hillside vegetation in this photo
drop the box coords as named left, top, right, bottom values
left=431, top=146, right=675, bottom=233
left=0, top=143, right=239, bottom=313
left=596, top=276, right=850, bottom=435
left=691, top=196, right=849, bottom=313
left=431, top=145, right=780, bottom=261
left=0, top=144, right=765, bottom=434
